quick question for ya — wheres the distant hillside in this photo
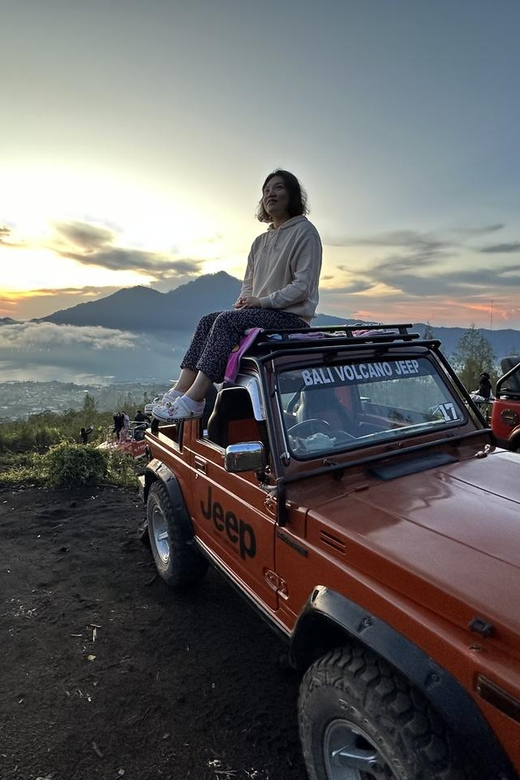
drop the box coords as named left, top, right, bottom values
left=40, top=273, right=242, bottom=331
left=413, top=324, right=520, bottom=360
left=38, top=272, right=520, bottom=359
left=40, top=273, right=354, bottom=331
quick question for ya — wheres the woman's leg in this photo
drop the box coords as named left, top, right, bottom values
left=152, top=312, right=221, bottom=407
left=179, top=312, right=222, bottom=374
left=184, top=371, right=214, bottom=402
left=153, top=309, right=307, bottom=419
left=192, top=309, right=308, bottom=389
left=173, top=368, right=197, bottom=394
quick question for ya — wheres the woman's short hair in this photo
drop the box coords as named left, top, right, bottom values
left=256, top=169, right=309, bottom=223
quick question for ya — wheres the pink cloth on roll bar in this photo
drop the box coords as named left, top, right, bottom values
left=224, top=328, right=263, bottom=383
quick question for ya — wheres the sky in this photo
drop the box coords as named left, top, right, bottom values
left=2, top=0, right=520, bottom=328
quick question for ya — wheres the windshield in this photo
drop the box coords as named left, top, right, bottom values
left=278, top=356, right=465, bottom=460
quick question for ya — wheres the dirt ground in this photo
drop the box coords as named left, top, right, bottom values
left=0, top=486, right=307, bottom=780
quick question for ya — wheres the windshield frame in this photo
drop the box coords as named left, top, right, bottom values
left=276, top=352, right=469, bottom=462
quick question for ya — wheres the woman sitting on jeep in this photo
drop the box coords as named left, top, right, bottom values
left=152, top=169, right=323, bottom=423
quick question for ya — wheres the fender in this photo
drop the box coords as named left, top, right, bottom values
left=143, top=458, right=195, bottom=543
left=290, top=586, right=517, bottom=780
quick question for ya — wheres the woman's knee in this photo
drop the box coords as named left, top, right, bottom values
left=197, top=311, right=221, bottom=329
left=212, top=310, right=242, bottom=329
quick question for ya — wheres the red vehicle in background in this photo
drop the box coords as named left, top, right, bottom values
left=491, top=357, right=520, bottom=451
left=98, top=420, right=149, bottom=459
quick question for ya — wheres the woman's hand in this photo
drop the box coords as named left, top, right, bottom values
left=234, top=296, right=262, bottom=309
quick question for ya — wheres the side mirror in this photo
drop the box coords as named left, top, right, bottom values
left=225, top=442, right=265, bottom=473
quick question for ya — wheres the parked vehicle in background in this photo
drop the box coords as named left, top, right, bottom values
left=491, top=356, right=520, bottom=451
left=140, top=324, right=520, bottom=780
left=98, top=420, right=149, bottom=459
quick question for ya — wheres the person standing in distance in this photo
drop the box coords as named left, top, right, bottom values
left=153, top=169, right=322, bottom=422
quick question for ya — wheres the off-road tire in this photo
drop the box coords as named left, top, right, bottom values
left=298, top=645, right=466, bottom=780
left=147, top=481, right=208, bottom=588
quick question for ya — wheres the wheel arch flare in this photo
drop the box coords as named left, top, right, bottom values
left=290, top=586, right=517, bottom=780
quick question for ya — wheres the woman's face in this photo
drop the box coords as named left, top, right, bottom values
left=262, top=175, right=290, bottom=221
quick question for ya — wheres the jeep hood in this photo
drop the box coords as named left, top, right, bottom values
left=305, top=449, right=520, bottom=639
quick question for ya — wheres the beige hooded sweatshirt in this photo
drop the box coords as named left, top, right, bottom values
left=240, top=216, right=322, bottom=324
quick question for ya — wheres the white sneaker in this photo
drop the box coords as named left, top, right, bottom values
left=152, top=396, right=205, bottom=423
left=144, top=396, right=162, bottom=415
left=145, top=388, right=181, bottom=415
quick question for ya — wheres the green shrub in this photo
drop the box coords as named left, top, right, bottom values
left=0, top=452, right=47, bottom=487
left=106, top=448, right=140, bottom=488
left=43, top=442, right=109, bottom=488
left=0, top=444, right=140, bottom=489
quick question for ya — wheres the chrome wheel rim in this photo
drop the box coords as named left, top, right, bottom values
left=151, top=503, right=170, bottom=564
left=324, top=719, right=395, bottom=779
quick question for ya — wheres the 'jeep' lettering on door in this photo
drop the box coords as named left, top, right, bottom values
left=201, top=486, right=257, bottom=560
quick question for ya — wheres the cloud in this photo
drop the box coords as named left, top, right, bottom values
left=51, top=220, right=204, bottom=280
left=479, top=242, right=520, bottom=254
left=343, top=260, right=520, bottom=300
left=17, top=285, right=120, bottom=298
left=326, top=222, right=520, bottom=301
left=324, top=280, right=376, bottom=294
left=450, top=223, right=504, bottom=236
left=54, top=221, right=113, bottom=251
left=0, top=322, right=140, bottom=351
left=0, top=225, right=23, bottom=248
left=325, top=229, right=452, bottom=252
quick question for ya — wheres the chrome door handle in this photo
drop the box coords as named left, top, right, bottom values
left=194, top=455, right=207, bottom=474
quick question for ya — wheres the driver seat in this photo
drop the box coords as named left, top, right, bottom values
left=296, top=388, right=359, bottom=436
left=206, top=387, right=265, bottom=449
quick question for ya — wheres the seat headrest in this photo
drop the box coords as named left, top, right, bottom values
left=206, top=387, right=256, bottom=449
left=212, top=387, right=254, bottom=420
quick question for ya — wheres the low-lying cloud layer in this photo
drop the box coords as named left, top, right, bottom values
left=0, top=322, right=140, bottom=351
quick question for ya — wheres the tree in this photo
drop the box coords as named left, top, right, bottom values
left=82, top=392, right=97, bottom=418
left=452, top=325, right=497, bottom=393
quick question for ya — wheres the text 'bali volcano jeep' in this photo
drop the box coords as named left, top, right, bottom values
left=141, top=324, right=520, bottom=780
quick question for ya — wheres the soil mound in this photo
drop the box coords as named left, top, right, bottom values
left=0, top=486, right=305, bottom=779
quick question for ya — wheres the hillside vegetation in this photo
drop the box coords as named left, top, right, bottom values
left=0, top=394, right=141, bottom=489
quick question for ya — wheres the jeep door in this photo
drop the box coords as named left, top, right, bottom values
left=185, top=422, right=279, bottom=611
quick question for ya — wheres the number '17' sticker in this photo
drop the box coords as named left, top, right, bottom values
left=437, top=402, right=459, bottom=421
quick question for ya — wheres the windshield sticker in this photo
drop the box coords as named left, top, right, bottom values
left=433, top=402, right=460, bottom=421
left=301, top=360, right=421, bottom=387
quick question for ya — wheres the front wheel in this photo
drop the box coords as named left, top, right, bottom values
left=147, top=481, right=208, bottom=588
left=298, top=645, right=465, bottom=780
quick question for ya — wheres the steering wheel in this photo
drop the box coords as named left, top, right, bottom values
left=288, top=419, right=332, bottom=438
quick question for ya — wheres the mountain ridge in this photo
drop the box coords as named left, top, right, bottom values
left=9, top=271, right=519, bottom=359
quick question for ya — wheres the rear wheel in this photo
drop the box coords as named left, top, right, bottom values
left=298, top=645, right=465, bottom=780
left=147, top=481, right=208, bottom=588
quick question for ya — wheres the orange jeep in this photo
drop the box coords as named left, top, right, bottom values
left=141, top=324, right=520, bottom=780
left=491, top=356, right=520, bottom=452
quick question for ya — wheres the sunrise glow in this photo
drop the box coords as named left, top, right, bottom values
left=1, top=2, right=520, bottom=331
